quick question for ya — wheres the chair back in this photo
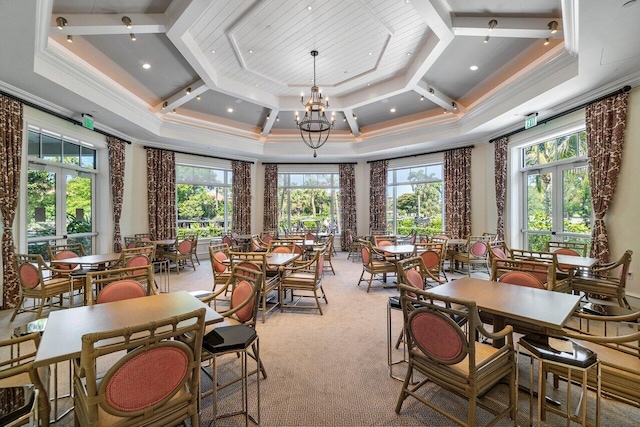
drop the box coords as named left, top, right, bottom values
left=14, top=254, right=46, bottom=290
left=268, top=240, right=295, bottom=253
left=497, top=271, right=545, bottom=289
left=373, top=235, right=398, bottom=246
left=489, top=258, right=564, bottom=291
left=397, top=257, right=428, bottom=290
left=124, top=236, right=138, bottom=249
left=210, top=243, right=230, bottom=273
left=305, top=232, right=317, bottom=242
left=120, top=244, right=155, bottom=267
left=75, top=309, right=205, bottom=426
left=96, top=280, right=148, bottom=304
left=222, top=265, right=263, bottom=327
left=222, top=235, right=233, bottom=247
left=176, top=238, right=192, bottom=255
left=547, top=241, right=588, bottom=257
left=86, top=265, right=156, bottom=305
left=48, top=242, right=86, bottom=271
left=261, top=234, right=274, bottom=245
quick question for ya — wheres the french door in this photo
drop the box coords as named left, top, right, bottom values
left=27, top=163, right=96, bottom=258
left=523, top=162, right=592, bottom=251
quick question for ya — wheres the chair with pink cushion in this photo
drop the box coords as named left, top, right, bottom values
left=279, top=248, right=328, bottom=315
left=199, top=265, right=264, bottom=424
left=86, top=265, right=156, bottom=305
left=395, top=283, right=517, bottom=426
left=451, top=235, right=494, bottom=276
left=414, top=241, right=448, bottom=285
left=357, top=240, right=397, bottom=292
left=572, top=250, right=633, bottom=309
left=73, top=308, right=206, bottom=427
left=546, top=241, right=588, bottom=257
left=164, top=237, right=196, bottom=274
left=209, top=243, right=232, bottom=291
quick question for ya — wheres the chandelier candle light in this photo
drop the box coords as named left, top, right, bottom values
left=295, top=50, right=335, bottom=158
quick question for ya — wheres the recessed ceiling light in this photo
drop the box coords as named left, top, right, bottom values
left=249, top=49, right=253, bottom=54
left=196, top=95, right=201, bottom=101
left=420, top=96, right=425, bottom=101
left=211, top=50, right=216, bottom=53
left=142, top=63, right=151, bottom=69
left=406, top=52, right=412, bottom=56
left=368, top=52, right=372, bottom=56
left=470, top=65, right=479, bottom=71
left=227, top=108, right=233, bottom=113
left=66, top=35, right=73, bottom=43
left=307, top=5, right=312, bottom=10
left=390, top=108, right=396, bottom=113
left=367, top=83, right=371, bottom=86
left=255, top=84, right=259, bottom=87
left=130, top=33, right=136, bottom=41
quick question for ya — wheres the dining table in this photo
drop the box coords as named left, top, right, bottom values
left=426, top=277, right=581, bottom=347
left=376, top=244, right=416, bottom=257
left=555, top=254, right=599, bottom=269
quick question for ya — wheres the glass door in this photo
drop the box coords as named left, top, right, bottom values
left=523, top=163, right=591, bottom=251
left=27, top=164, right=95, bottom=258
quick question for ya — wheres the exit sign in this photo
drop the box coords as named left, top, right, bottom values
left=524, top=113, right=538, bottom=129
left=82, top=114, right=94, bottom=130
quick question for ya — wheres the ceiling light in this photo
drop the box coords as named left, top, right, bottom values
left=211, top=50, right=216, bottom=53
left=307, top=5, right=312, bottom=10
left=142, top=63, right=151, bottom=69
left=295, top=50, right=334, bottom=158
left=406, top=52, right=412, bottom=56
left=186, top=87, right=192, bottom=94
left=227, top=108, right=233, bottom=113
left=451, top=102, right=457, bottom=110
left=390, top=108, right=396, bottom=113
left=249, top=49, right=253, bottom=53
left=483, top=36, right=490, bottom=44
left=196, top=95, right=201, bottom=100
left=162, top=101, right=167, bottom=109
left=470, top=65, right=478, bottom=71
left=488, top=19, right=497, bottom=31
left=276, top=116, right=280, bottom=121
left=353, top=114, right=357, bottom=120
left=368, top=52, right=372, bottom=55
left=405, top=0, right=410, bottom=3
left=420, top=96, right=425, bottom=101
left=130, top=33, right=136, bottom=41
left=343, top=116, right=346, bottom=122
left=428, top=87, right=435, bottom=96
left=255, top=84, right=259, bottom=87
left=172, top=109, right=177, bottom=114
left=122, top=16, right=132, bottom=29
left=66, top=35, right=73, bottom=43
left=56, top=17, right=67, bottom=30
left=544, top=38, right=550, bottom=46
left=548, top=21, right=558, bottom=33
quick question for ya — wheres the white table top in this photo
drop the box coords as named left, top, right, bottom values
left=34, top=291, right=222, bottom=367
left=376, top=244, right=416, bottom=255
left=426, top=277, right=581, bottom=331
left=52, top=252, right=121, bottom=265
left=556, top=254, right=599, bottom=269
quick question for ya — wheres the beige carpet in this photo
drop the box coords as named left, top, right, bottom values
left=2, top=252, right=638, bottom=426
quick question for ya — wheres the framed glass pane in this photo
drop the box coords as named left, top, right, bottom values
left=63, top=141, right=80, bottom=166
left=556, top=134, right=578, bottom=160
left=80, top=147, right=96, bottom=169
left=579, top=131, right=587, bottom=157
left=42, top=134, right=62, bottom=162
left=395, top=168, right=410, bottom=183
left=526, top=172, right=552, bottom=232
left=523, top=145, right=538, bottom=167
left=66, top=174, right=92, bottom=235
left=27, top=170, right=57, bottom=238
left=538, top=141, right=556, bottom=164
left=289, top=174, right=303, bottom=187
left=28, top=130, right=40, bottom=158
left=562, top=166, right=591, bottom=233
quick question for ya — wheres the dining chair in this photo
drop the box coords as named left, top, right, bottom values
left=229, top=251, right=280, bottom=322
left=346, top=230, right=362, bottom=262
left=209, top=243, right=232, bottom=291
left=572, top=250, right=633, bottom=309
left=357, top=240, right=397, bottom=292
left=395, top=284, right=517, bottom=426
left=164, top=237, right=196, bottom=274
left=413, top=241, right=447, bottom=284
left=451, top=235, right=493, bottom=276
left=279, top=248, right=328, bottom=315
left=250, top=234, right=268, bottom=251
left=322, top=234, right=335, bottom=274
left=11, top=253, right=75, bottom=321
left=185, top=234, right=200, bottom=265
left=85, top=264, right=156, bottom=305
left=73, top=308, right=205, bottom=427
left=47, top=242, right=87, bottom=273
left=0, top=332, right=50, bottom=427
left=267, top=240, right=296, bottom=253
left=546, top=241, right=588, bottom=257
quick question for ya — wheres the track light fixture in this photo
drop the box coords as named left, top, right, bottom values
left=196, top=95, right=201, bottom=101
left=484, top=36, right=490, bottom=44
left=428, top=87, right=435, bottom=96
left=488, top=19, right=497, bottom=31
left=66, top=35, right=73, bottom=43
left=130, top=33, right=136, bottom=41
left=56, top=17, right=67, bottom=30
left=122, top=16, right=132, bottom=29
left=544, top=38, right=550, bottom=46
left=186, top=87, right=192, bottom=94
left=548, top=21, right=558, bottom=34
left=452, top=102, right=458, bottom=110
left=162, top=101, right=168, bottom=109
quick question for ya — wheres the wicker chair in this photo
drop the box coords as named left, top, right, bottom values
left=85, top=264, right=156, bottom=305
left=572, top=250, right=633, bottom=309
left=279, top=249, right=328, bottom=315
left=357, top=240, right=397, bottom=292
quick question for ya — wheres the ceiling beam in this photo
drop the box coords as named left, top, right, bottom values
left=414, top=81, right=464, bottom=113
left=51, top=14, right=167, bottom=36
left=451, top=17, right=562, bottom=39
left=343, top=109, right=361, bottom=137
left=155, top=80, right=207, bottom=113
left=261, top=109, right=278, bottom=136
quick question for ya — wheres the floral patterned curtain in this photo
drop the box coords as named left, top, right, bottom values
left=369, top=160, right=388, bottom=232
left=339, top=163, right=357, bottom=251
left=586, top=92, right=629, bottom=263
left=0, top=95, right=22, bottom=309
left=146, top=148, right=176, bottom=240
left=107, top=137, right=125, bottom=252
left=233, top=160, right=251, bottom=234
left=444, top=147, right=472, bottom=239
left=263, top=164, right=278, bottom=232
left=493, top=137, right=508, bottom=241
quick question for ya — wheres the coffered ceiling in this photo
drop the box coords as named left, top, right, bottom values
left=1, top=0, right=640, bottom=161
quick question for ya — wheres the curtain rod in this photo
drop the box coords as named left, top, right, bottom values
left=262, top=162, right=357, bottom=165
left=490, top=85, right=632, bottom=143
left=143, top=146, right=254, bottom=164
left=0, top=89, right=132, bottom=145
left=366, top=144, right=475, bottom=164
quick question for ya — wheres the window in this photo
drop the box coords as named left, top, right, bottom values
left=26, top=126, right=97, bottom=257
left=278, top=173, right=340, bottom=234
left=176, top=164, right=232, bottom=238
left=387, top=164, right=444, bottom=235
left=521, top=130, right=592, bottom=251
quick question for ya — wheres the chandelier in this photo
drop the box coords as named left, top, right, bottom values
left=295, top=50, right=335, bottom=158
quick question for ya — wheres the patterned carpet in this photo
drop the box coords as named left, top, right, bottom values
left=2, top=252, right=638, bottom=426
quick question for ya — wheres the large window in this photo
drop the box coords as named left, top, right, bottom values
left=278, top=173, right=340, bottom=234
left=387, top=164, right=444, bottom=235
left=521, top=130, right=592, bottom=251
left=176, top=164, right=232, bottom=238
left=26, top=126, right=97, bottom=257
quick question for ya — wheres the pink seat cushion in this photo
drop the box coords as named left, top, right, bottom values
left=420, top=251, right=440, bottom=269
left=411, top=312, right=463, bottom=362
left=498, top=271, right=545, bottom=289
left=97, top=280, right=147, bottom=304
left=378, top=240, right=392, bottom=247
left=232, top=280, right=254, bottom=323
left=53, top=250, right=79, bottom=270
left=361, top=247, right=370, bottom=264
left=178, top=240, right=191, bottom=254
left=213, top=252, right=228, bottom=273
left=19, top=264, right=40, bottom=288
left=126, top=255, right=150, bottom=276
left=554, top=248, right=579, bottom=256
left=405, top=269, right=423, bottom=289
left=470, top=241, right=487, bottom=257
left=105, top=346, right=188, bottom=412
left=273, top=247, right=291, bottom=253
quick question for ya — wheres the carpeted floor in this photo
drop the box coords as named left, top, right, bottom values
left=2, top=252, right=638, bottom=426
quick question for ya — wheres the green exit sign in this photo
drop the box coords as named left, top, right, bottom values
left=524, top=113, right=538, bottom=129
left=82, top=114, right=94, bottom=130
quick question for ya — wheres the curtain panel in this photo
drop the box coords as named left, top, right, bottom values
left=493, top=137, right=508, bottom=241
left=369, top=160, right=388, bottom=232
left=586, top=91, right=629, bottom=263
left=107, top=137, right=126, bottom=252
left=339, top=163, right=357, bottom=251
left=146, top=148, right=176, bottom=240
left=263, top=164, right=278, bottom=232
left=232, top=160, right=251, bottom=234
left=0, top=95, right=23, bottom=309
left=444, top=147, right=472, bottom=239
